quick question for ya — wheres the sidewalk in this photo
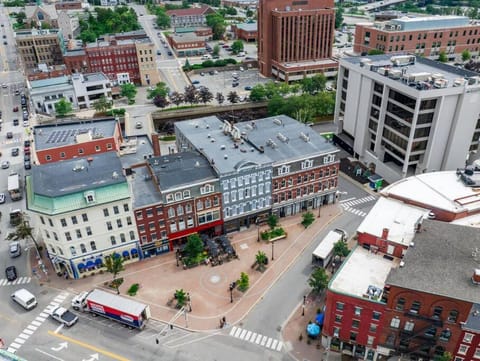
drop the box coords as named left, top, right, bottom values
left=35, top=204, right=342, bottom=333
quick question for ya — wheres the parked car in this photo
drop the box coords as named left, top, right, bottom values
left=0, top=192, right=5, bottom=204
left=13, top=118, right=19, bottom=126
left=24, top=160, right=31, bottom=170
left=167, top=51, right=173, bottom=56
left=192, top=80, right=200, bottom=85
left=13, top=106, right=18, bottom=112
left=1, top=160, right=10, bottom=169
left=6, top=131, right=12, bottom=139
left=24, top=140, right=31, bottom=147
left=232, top=82, right=239, bottom=87
left=24, top=154, right=30, bottom=162
left=6, top=266, right=17, bottom=281
left=156, top=50, right=161, bottom=55
left=11, top=147, right=19, bottom=156
left=244, top=86, right=252, bottom=91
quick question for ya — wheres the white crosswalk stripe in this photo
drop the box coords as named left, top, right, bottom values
left=340, top=195, right=375, bottom=218
left=0, top=277, right=32, bottom=286
left=228, top=326, right=283, bottom=352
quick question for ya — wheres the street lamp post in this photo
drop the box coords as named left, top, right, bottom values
left=271, top=241, right=275, bottom=261
left=229, top=282, right=236, bottom=303
left=187, top=292, right=192, bottom=312
left=256, top=219, right=260, bottom=242
left=317, top=199, right=322, bottom=218
left=176, top=249, right=180, bottom=267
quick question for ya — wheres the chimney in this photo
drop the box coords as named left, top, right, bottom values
left=151, top=133, right=161, bottom=156
left=472, top=269, right=480, bottom=285
left=382, top=228, right=389, bottom=240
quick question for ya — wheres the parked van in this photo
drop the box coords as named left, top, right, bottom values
left=201, top=54, right=211, bottom=60
left=9, top=241, right=21, bottom=258
left=11, top=288, right=37, bottom=310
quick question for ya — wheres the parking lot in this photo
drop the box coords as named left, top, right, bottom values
left=189, top=67, right=271, bottom=99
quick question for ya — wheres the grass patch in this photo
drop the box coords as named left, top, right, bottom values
left=261, top=227, right=286, bottom=241
left=160, top=135, right=176, bottom=141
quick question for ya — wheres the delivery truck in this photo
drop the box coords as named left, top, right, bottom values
left=72, top=289, right=150, bottom=329
left=7, top=172, right=22, bottom=201
left=312, top=229, right=347, bottom=268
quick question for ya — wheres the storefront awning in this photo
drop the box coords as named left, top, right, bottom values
left=131, top=248, right=138, bottom=255
left=95, top=258, right=103, bottom=266
left=86, top=261, right=95, bottom=268
left=122, top=250, right=129, bottom=257
left=77, top=263, right=85, bottom=269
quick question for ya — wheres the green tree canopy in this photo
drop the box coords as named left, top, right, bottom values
left=93, top=95, right=112, bottom=114
left=147, top=82, right=170, bottom=99
left=184, top=234, right=204, bottom=259
left=7, top=217, right=40, bottom=253
left=231, top=40, right=244, bottom=54
left=335, top=6, right=344, bottom=29
left=267, top=214, right=278, bottom=230
left=438, top=50, right=448, bottom=63
left=301, top=212, right=315, bottom=228
left=55, top=98, right=73, bottom=117
left=16, top=11, right=26, bottom=24
left=206, top=13, right=226, bottom=40
left=462, top=49, right=471, bottom=62
left=333, top=240, right=350, bottom=260
left=308, top=267, right=329, bottom=294
left=249, top=84, right=267, bottom=102
left=120, top=83, right=137, bottom=104
left=238, top=272, right=249, bottom=291
left=105, top=253, right=125, bottom=283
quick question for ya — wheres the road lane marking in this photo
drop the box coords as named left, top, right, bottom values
left=48, top=331, right=131, bottom=361
left=35, top=348, right=65, bottom=361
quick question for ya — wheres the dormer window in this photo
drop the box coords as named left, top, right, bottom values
left=278, top=165, right=290, bottom=175
left=84, top=191, right=95, bottom=204
left=200, top=184, right=214, bottom=194
left=301, top=159, right=314, bottom=169
left=323, top=154, right=335, bottom=164
left=166, top=194, right=174, bottom=203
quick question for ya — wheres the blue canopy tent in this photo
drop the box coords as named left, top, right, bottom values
left=316, top=313, right=324, bottom=326
left=306, top=323, right=320, bottom=338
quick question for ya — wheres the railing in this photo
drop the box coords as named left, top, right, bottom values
left=403, top=311, right=444, bottom=327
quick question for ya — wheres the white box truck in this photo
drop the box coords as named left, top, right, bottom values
left=312, top=229, right=347, bottom=268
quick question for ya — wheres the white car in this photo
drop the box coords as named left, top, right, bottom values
left=1, top=160, right=10, bottom=169
left=23, top=120, right=29, bottom=127
left=0, top=192, right=5, bottom=204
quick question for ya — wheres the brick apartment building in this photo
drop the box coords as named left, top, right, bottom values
left=15, top=29, right=65, bottom=71
left=354, top=15, right=480, bottom=60
left=55, top=0, right=83, bottom=10
left=166, top=5, right=215, bottom=29
left=64, top=35, right=159, bottom=86
left=257, top=0, right=338, bottom=82
left=231, top=22, right=257, bottom=42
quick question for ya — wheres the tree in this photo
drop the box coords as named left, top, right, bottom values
left=246, top=8, right=254, bottom=17
left=335, top=6, right=344, bottom=29
left=93, top=95, right=112, bottom=114
left=227, top=91, right=240, bottom=103
left=206, top=13, right=226, bottom=40
left=438, top=50, right=448, bottom=63
left=255, top=251, right=268, bottom=266
left=462, top=49, right=471, bottom=62
left=54, top=98, right=73, bottom=117
left=237, top=272, right=249, bottom=292
left=333, top=240, right=350, bottom=260
left=174, top=289, right=187, bottom=308
left=216, top=92, right=225, bottom=104
left=436, top=352, right=453, bottom=361
left=212, top=44, right=220, bottom=56
left=147, top=82, right=169, bottom=99
left=16, top=11, right=26, bottom=25
left=155, top=7, right=171, bottom=29
left=198, top=87, right=214, bottom=104
left=308, top=268, right=329, bottom=294
left=367, top=49, right=385, bottom=55
left=170, top=91, right=184, bottom=106
left=7, top=218, right=41, bottom=256
left=183, top=58, right=192, bottom=71
left=267, top=214, right=278, bottom=230
left=153, top=95, right=169, bottom=108
left=183, top=85, right=199, bottom=104
left=105, top=254, right=125, bottom=293
left=301, top=212, right=315, bottom=228
left=231, top=40, right=244, bottom=54
left=249, top=84, right=266, bottom=102
left=120, top=83, right=137, bottom=104
left=184, top=234, right=204, bottom=260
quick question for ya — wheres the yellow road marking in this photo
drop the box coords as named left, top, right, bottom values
left=47, top=331, right=131, bottom=361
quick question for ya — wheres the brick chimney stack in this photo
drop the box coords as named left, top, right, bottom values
left=382, top=228, right=389, bottom=240
left=152, top=133, right=161, bottom=156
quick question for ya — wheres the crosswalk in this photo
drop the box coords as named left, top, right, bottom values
left=7, top=292, right=69, bottom=354
left=0, top=277, right=31, bottom=286
left=340, top=195, right=377, bottom=218
left=229, top=326, right=283, bottom=352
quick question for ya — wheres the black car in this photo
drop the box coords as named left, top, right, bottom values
left=24, top=161, right=31, bottom=170
left=24, top=139, right=31, bottom=147
left=232, top=82, right=239, bottom=87
left=13, top=118, right=19, bottom=126
left=11, top=147, right=19, bottom=156
left=24, top=154, right=30, bottom=162
left=6, top=266, right=17, bottom=281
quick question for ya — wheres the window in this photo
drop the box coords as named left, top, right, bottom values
left=390, top=317, right=400, bottom=328
left=175, top=192, right=182, bottom=201
left=197, top=200, right=204, bottom=210
left=120, top=233, right=126, bottom=243
left=166, top=194, right=174, bottom=203
left=40, top=216, right=45, bottom=225
left=82, top=213, right=88, bottom=222
left=113, top=206, right=119, bottom=214
left=352, top=319, right=360, bottom=329
left=439, top=329, right=452, bottom=341
left=448, top=310, right=458, bottom=323
left=76, top=229, right=82, bottom=238
left=463, top=333, right=474, bottom=343
left=410, top=301, right=421, bottom=314
left=458, top=345, right=468, bottom=355
left=200, top=184, right=214, bottom=194
left=65, top=232, right=72, bottom=241
left=367, top=336, right=374, bottom=346
left=474, top=348, right=480, bottom=358
left=90, top=241, right=97, bottom=251
left=110, top=236, right=117, bottom=245
left=278, top=165, right=291, bottom=175
left=350, top=332, right=357, bottom=342
left=117, top=219, right=123, bottom=228
left=404, top=321, right=415, bottom=332
left=183, top=190, right=190, bottom=198
left=372, top=311, right=381, bottom=321
left=70, top=246, right=77, bottom=256
left=354, top=307, right=362, bottom=316
left=335, top=314, right=342, bottom=323
left=71, top=216, right=78, bottom=224
left=123, top=204, right=129, bottom=212
left=336, top=302, right=344, bottom=311
left=106, top=221, right=112, bottom=230
left=396, top=297, right=406, bottom=311
left=86, top=226, right=92, bottom=236
left=60, top=152, right=66, bottom=158
left=168, top=208, right=175, bottom=218
left=369, top=323, right=377, bottom=332
left=301, top=159, right=314, bottom=169
left=177, top=205, right=184, bottom=215
left=433, top=306, right=443, bottom=319
left=49, top=219, right=54, bottom=227
left=80, top=244, right=87, bottom=253
left=103, top=208, right=109, bottom=217
left=333, top=327, right=340, bottom=337
left=60, top=218, right=67, bottom=227
left=129, top=231, right=136, bottom=240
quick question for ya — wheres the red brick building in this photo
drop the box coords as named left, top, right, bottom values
left=453, top=303, right=480, bottom=361
left=257, top=0, right=338, bottom=81
left=133, top=153, right=223, bottom=257
left=55, top=1, right=82, bottom=10
left=33, top=118, right=122, bottom=164
left=231, top=23, right=257, bottom=42
left=354, top=15, right=480, bottom=60
left=166, top=5, right=215, bottom=29
left=168, top=33, right=209, bottom=57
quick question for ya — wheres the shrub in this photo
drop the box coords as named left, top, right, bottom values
left=160, top=135, right=176, bottom=141
left=127, top=283, right=140, bottom=296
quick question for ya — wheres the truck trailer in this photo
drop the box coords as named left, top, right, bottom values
left=7, top=172, right=22, bottom=201
left=72, top=289, right=150, bottom=329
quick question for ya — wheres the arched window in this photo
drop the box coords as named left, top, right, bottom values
left=120, top=233, right=126, bottom=243
left=448, top=309, right=458, bottom=323
left=110, top=236, right=116, bottom=245
left=58, top=247, right=64, bottom=255
left=80, top=244, right=87, bottom=253
left=177, top=205, right=184, bottom=215
left=186, top=203, right=192, bottom=213
left=197, top=200, right=203, bottom=210
left=90, top=241, right=97, bottom=251
left=37, top=11, right=44, bottom=20
left=129, top=231, right=135, bottom=240
left=70, top=246, right=77, bottom=256
left=410, top=300, right=421, bottom=314
left=395, top=297, right=406, bottom=311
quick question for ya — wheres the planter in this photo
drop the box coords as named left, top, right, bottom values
left=269, top=234, right=287, bottom=242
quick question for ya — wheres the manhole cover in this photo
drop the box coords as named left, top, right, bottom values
left=210, top=275, right=221, bottom=283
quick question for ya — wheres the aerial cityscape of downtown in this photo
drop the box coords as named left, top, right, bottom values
left=1, top=0, right=480, bottom=360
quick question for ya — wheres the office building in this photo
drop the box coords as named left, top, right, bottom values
left=15, top=29, right=65, bottom=71
left=257, top=0, right=338, bottom=81
left=28, top=75, right=76, bottom=115
left=334, top=54, right=480, bottom=182
left=354, top=16, right=480, bottom=60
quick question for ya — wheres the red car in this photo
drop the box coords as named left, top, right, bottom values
left=13, top=106, right=18, bottom=112
left=24, top=146, right=31, bottom=155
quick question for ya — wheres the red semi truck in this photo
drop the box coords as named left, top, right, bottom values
left=72, top=289, right=150, bottom=329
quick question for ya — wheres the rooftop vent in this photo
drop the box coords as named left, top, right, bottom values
left=299, top=132, right=310, bottom=142
left=220, top=145, right=226, bottom=150
left=273, top=118, right=283, bottom=126
left=224, top=154, right=228, bottom=159
left=277, top=132, right=289, bottom=143
left=210, top=138, right=215, bottom=143
left=112, top=171, right=119, bottom=179
left=195, top=161, right=200, bottom=167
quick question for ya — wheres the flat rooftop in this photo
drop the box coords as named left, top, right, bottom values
left=386, top=220, right=480, bottom=303
left=31, top=152, right=125, bottom=197
left=330, top=246, right=400, bottom=301
left=236, top=22, right=257, bottom=31
left=391, top=15, right=470, bottom=31
left=82, top=72, right=108, bottom=82
left=148, top=151, right=217, bottom=191
left=129, top=164, right=163, bottom=209
left=33, top=118, right=117, bottom=151
left=342, top=55, right=479, bottom=90
left=30, top=75, right=70, bottom=89
left=381, top=170, right=480, bottom=214
left=357, top=197, right=429, bottom=246
left=171, top=33, right=207, bottom=42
